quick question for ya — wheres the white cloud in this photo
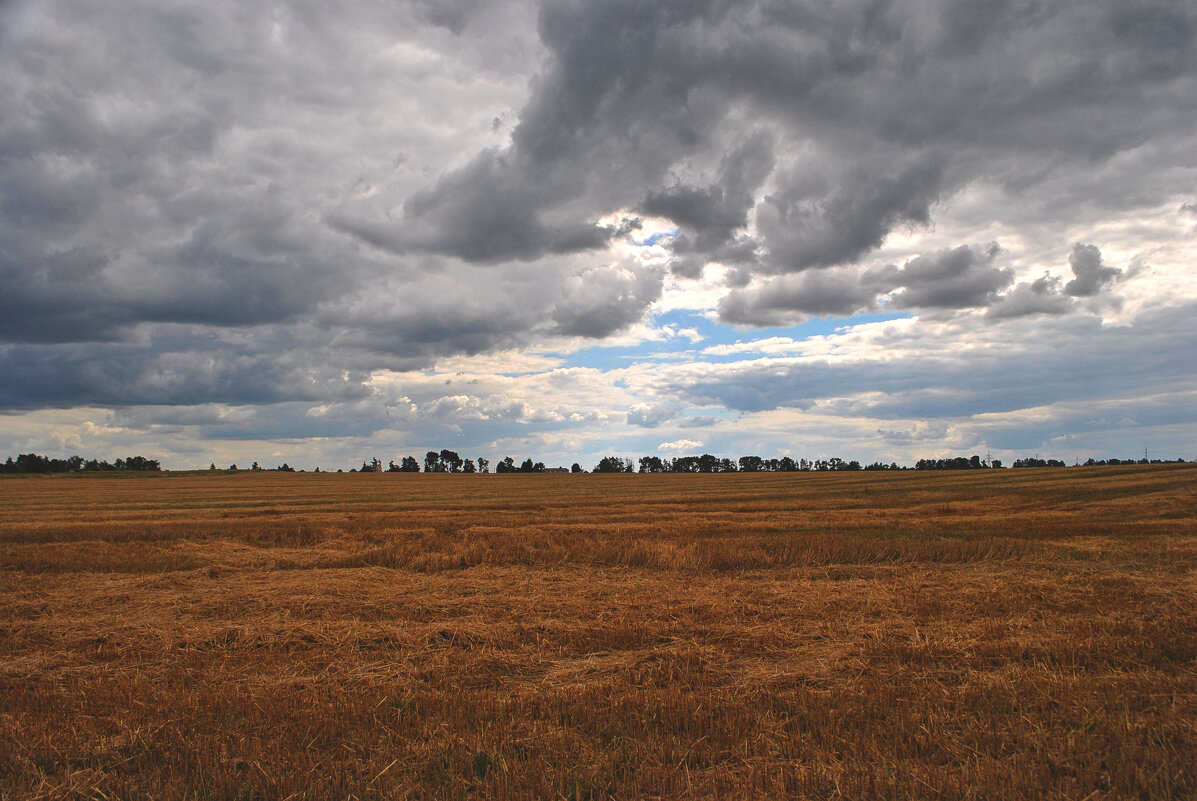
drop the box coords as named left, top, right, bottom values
left=659, top=438, right=704, bottom=452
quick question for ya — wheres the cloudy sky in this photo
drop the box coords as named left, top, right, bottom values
left=2, top=0, right=1195, bottom=470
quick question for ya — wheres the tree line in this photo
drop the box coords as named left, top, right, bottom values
left=343, top=452, right=1186, bottom=474
left=4, top=450, right=1185, bottom=476
left=1, top=453, right=161, bottom=473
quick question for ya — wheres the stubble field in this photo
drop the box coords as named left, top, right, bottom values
left=1, top=464, right=1195, bottom=800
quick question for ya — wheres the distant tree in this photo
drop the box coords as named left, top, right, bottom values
left=439, top=449, right=463, bottom=473
left=276, top=463, right=294, bottom=472
left=916, top=455, right=995, bottom=470
left=571, top=463, right=583, bottom=473
left=19, top=454, right=50, bottom=473
left=0, top=453, right=154, bottom=473
left=477, top=457, right=490, bottom=474
left=399, top=456, right=420, bottom=472
left=496, top=457, right=516, bottom=473
left=209, top=463, right=217, bottom=471
left=1012, top=457, right=1066, bottom=468
left=229, top=464, right=238, bottom=471
left=463, top=459, right=476, bottom=473
left=739, top=455, right=764, bottom=472
left=424, top=451, right=440, bottom=473
left=639, top=456, right=667, bottom=473
left=519, top=458, right=535, bottom=473
left=669, top=456, right=691, bottom=473
left=594, top=456, right=632, bottom=473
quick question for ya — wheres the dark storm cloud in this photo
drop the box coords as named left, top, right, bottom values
left=641, top=131, right=775, bottom=254
left=1064, top=243, right=1123, bottom=297
left=0, top=0, right=404, bottom=344
left=0, top=241, right=123, bottom=344
left=755, top=154, right=945, bottom=273
left=355, top=0, right=729, bottom=264
left=0, top=0, right=555, bottom=403
left=385, top=0, right=1196, bottom=277
left=1, top=0, right=1195, bottom=424
left=366, top=150, right=617, bottom=263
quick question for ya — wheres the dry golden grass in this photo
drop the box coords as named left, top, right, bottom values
left=1, top=465, right=1194, bottom=799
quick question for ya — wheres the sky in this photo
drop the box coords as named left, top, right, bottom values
left=2, top=0, right=1195, bottom=470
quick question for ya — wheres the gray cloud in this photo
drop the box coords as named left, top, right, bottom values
left=0, top=331, right=372, bottom=411
left=888, top=244, right=1013, bottom=310
left=717, top=269, right=880, bottom=326
left=553, top=262, right=663, bottom=338
left=626, top=403, right=679, bottom=428
left=383, top=0, right=1196, bottom=280
left=642, top=131, right=775, bottom=254
left=649, top=301, right=1197, bottom=419
left=376, top=150, right=616, bottom=263
left=1064, top=243, right=1123, bottom=297
left=108, top=400, right=393, bottom=442
left=718, top=243, right=1022, bottom=325
left=756, top=154, right=945, bottom=273
left=677, top=416, right=721, bottom=428
left=986, top=274, right=1074, bottom=319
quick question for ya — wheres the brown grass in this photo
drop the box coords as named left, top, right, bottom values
left=1, top=464, right=1194, bottom=799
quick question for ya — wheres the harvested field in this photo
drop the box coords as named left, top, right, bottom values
left=1, top=464, right=1195, bottom=799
